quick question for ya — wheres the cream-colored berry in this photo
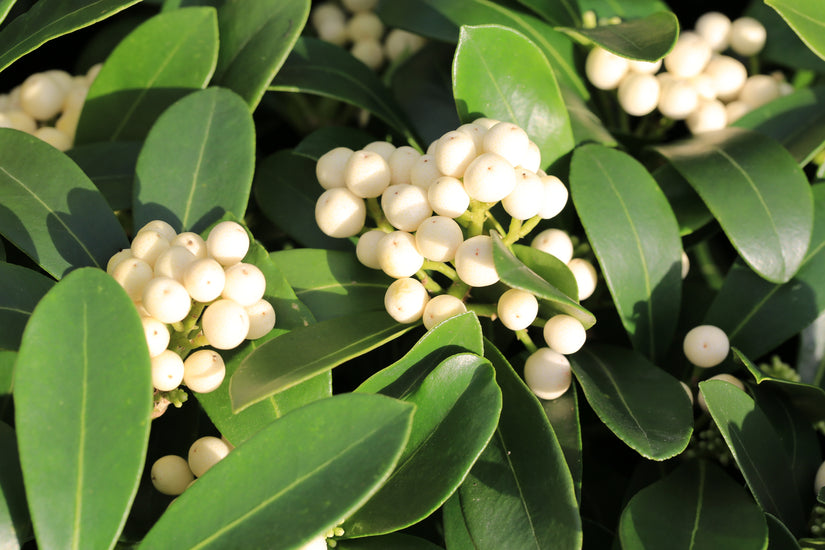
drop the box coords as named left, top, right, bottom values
left=141, top=316, right=170, bottom=358
left=384, top=277, right=429, bottom=323
left=5, top=110, right=36, bottom=133
left=681, top=250, right=690, bottom=279
left=729, top=16, right=766, bottom=56
left=482, top=122, right=529, bottom=168
left=472, top=117, right=500, bottom=130
left=455, top=123, right=487, bottom=152
left=695, top=12, right=731, bottom=52
left=20, top=73, right=66, bottom=121
left=351, top=40, right=384, bottom=70
left=543, top=314, right=586, bottom=355
left=107, top=249, right=132, bottom=275
left=206, top=221, right=249, bottom=266
left=567, top=258, right=598, bottom=300
left=356, top=229, right=387, bottom=269
left=151, top=349, right=185, bottom=391
left=151, top=455, right=194, bottom=496
left=739, top=75, right=781, bottom=109
left=531, top=229, right=573, bottom=264
left=245, top=299, right=276, bottom=340
left=34, top=127, right=71, bottom=151
left=665, top=32, right=712, bottom=79
left=154, top=246, right=197, bottom=283
left=434, top=130, right=477, bottom=178
left=112, top=258, right=153, bottom=302
left=422, top=294, right=467, bottom=330
left=131, top=229, right=171, bottom=267
left=502, top=168, right=544, bottom=220
left=183, top=350, right=226, bottom=393
left=184, top=258, right=226, bottom=302
left=683, top=325, right=729, bottom=368
left=585, top=46, right=629, bottom=90
left=725, top=100, right=750, bottom=123
left=409, top=154, right=440, bottom=188
left=428, top=176, right=470, bottom=218
left=345, top=149, right=391, bottom=198
left=523, top=347, right=571, bottom=400
left=388, top=146, right=421, bottom=185
left=538, top=175, right=569, bottom=219
left=363, top=141, right=396, bottom=162
left=519, top=141, right=541, bottom=172
left=315, top=187, right=367, bottom=238
left=704, top=55, right=747, bottom=102
left=463, top=152, right=517, bottom=203
left=690, top=74, right=717, bottom=102
left=687, top=99, right=727, bottom=134
left=316, top=147, right=353, bottom=189
left=698, top=373, right=744, bottom=412
left=202, top=299, right=251, bottom=350
left=384, top=29, right=426, bottom=61
left=415, top=216, right=464, bottom=262
left=628, top=59, right=662, bottom=74
left=618, top=73, right=660, bottom=116
left=454, top=235, right=499, bottom=287
left=221, top=262, right=266, bottom=307
left=346, top=12, right=384, bottom=42
left=377, top=231, right=424, bottom=278
left=188, top=436, right=231, bottom=477
left=497, top=288, right=538, bottom=331
left=657, top=79, right=699, bottom=120
left=381, top=184, right=432, bottom=231
left=142, top=277, right=192, bottom=324
left=138, top=220, right=177, bottom=243
left=171, top=232, right=208, bottom=259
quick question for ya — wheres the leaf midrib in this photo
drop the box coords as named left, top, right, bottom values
left=180, top=93, right=218, bottom=229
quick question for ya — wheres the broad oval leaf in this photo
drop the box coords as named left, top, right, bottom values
left=134, top=87, right=255, bottom=233
left=0, top=351, right=13, bottom=420
left=571, top=345, right=693, bottom=460
left=746, top=1, right=825, bottom=72
left=0, top=0, right=139, bottom=73
left=269, top=37, right=418, bottom=143
left=513, top=0, right=579, bottom=26
left=704, top=183, right=825, bottom=361
left=767, top=514, right=802, bottom=550
left=453, top=25, right=574, bottom=168
left=449, top=341, right=581, bottom=549
left=0, top=262, right=54, bottom=351
left=654, top=127, right=814, bottom=284
left=67, top=142, right=141, bottom=211
left=139, top=393, right=414, bottom=549
left=513, top=244, right=579, bottom=300
left=562, top=86, right=617, bottom=147
left=230, top=311, right=415, bottom=412
left=565, top=12, right=678, bottom=61
left=442, top=492, right=476, bottom=549
left=700, top=379, right=807, bottom=535
left=619, top=460, right=768, bottom=550
left=577, top=0, right=668, bottom=19
left=765, top=0, right=825, bottom=62
left=14, top=268, right=152, bottom=550
left=75, top=7, right=219, bottom=144
left=654, top=162, right=712, bottom=236
left=375, top=0, right=458, bottom=44
left=541, top=377, right=582, bottom=503
left=571, top=144, right=682, bottom=360
left=336, top=533, right=444, bottom=550
left=491, top=231, right=595, bottom=328
left=344, top=353, right=502, bottom=537
left=0, top=422, right=32, bottom=549
left=212, top=0, right=309, bottom=109
left=0, top=129, right=129, bottom=278
left=293, top=126, right=375, bottom=161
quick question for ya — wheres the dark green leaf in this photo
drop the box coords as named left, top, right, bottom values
left=66, top=142, right=141, bottom=211
left=653, top=162, right=712, bottom=236
left=253, top=150, right=352, bottom=251
left=453, top=25, right=574, bottom=168
left=745, top=1, right=825, bottom=72
left=513, top=244, right=579, bottom=301
left=0, top=422, right=32, bottom=549
left=0, top=0, right=15, bottom=28
left=765, top=0, right=825, bottom=62
left=139, top=393, right=414, bottom=549
left=0, top=129, right=129, bottom=278
left=75, top=7, right=219, bottom=144
left=293, top=126, right=375, bottom=161
left=269, top=37, right=418, bottom=142
left=571, top=345, right=693, bottom=460
left=541, top=377, right=582, bottom=503
left=375, top=0, right=458, bottom=43
left=562, top=86, right=617, bottom=147
left=700, top=379, right=807, bottom=535
left=15, top=268, right=152, bottom=550
left=576, top=0, right=668, bottom=19
left=345, top=354, right=502, bottom=537
left=733, top=85, right=825, bottom=166
left=491, top=231, right=595, bottom=328
left=513, top=0, right=579, bottom=26
left=230, top=311, right=415, bottom=411
left=571, top=144, right=682, bottom=359
left=272, top=248, right=392, bottom=322
left=0, top=351, right=13, bottom=420
left=134, top=87, right=255, bottom=233
left=654, top=127, right=814, bottom=284
left=336, top=533, right=444, bottom=549
left=0, top=262, right=54, bottom=351
left=766, top=514, right=802, bottom=550
left=0, top=0, right=139, bottom=73
left=442, top=493, right=475, bottom=549
left=565, top=11, right=678, bottom=61
left=212, top=0, right=309, bottom=109
left=619, top=460, right=768, bottom=550
left=704, top=183, right=825, bottom=362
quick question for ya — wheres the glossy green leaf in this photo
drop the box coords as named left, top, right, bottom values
left=442, top=492, right=475, bottom=549
left=576, top=0, right=668, bottom=19
left=212, top=0, right=309, bottom=109
left=513, top=0, right=579, bottom=26
left=0, top=129, right=129, bottom=279
left=75, top=7, right=219, bottom=144
left=449, top=341, right=580, bottom=549
left=700, top=379, right=807, bottom=535
left=345, top=353, right=502, bottom=537
left=0, top=422, right=31, bottom=549
left=541, top=377, right=582, bottom=503
left=562, top=86, right=617, bottom=147
left=293, top=126, right=375, bottom=161
left=14, top=268, right=152, bottom=550
left=513, top=244, right=579, bottom=301
left=0, top=262, right=54, bottom=351
left=417, top=0, right=588, bottom=98
left=0, top=0, right=15, bottom=28
left=571, top=144, right=682, bottom=359
left=230, top=311, right=415, bottom=412
left=565, top=11, right=678, bottom=61
left=765, top=0, right=825, bottom=62
left=745, top=1, right=825, bottom=72
left=453, top=25, right=574, bottom=168
left=375, top=0, right=458, bottom=43
left=356, top=312, right=484, bottom=395
left=766, top=514, right=802, bottom=550
left=134, top=87, right=255, bottom=233
left=66, top=142, right=141, bottom=211
left=619, top=460, right=768, bottom=550
left=336, top=533, right=444, bottom=549
left=272, top=248, right=392, bottom=322
left=571, top=345, right=693, bottom=460
left=253, top=150, right=352, bottom=251
left=269, top=37, right=417, bottom=142
left=0, top=351, right=13, bottom=420
left=733, top=86, right=825, bottom=166
left=704, top=183, right=825, bottom=362
left=492, top=231, right=595, bottom=328
left=140, top=393, right=414, bottom=549
left=0, top=0, right=139, bottom=73
left=654, top=163, right=712, bottom=236
left=654, top=127, right=814, bottom=284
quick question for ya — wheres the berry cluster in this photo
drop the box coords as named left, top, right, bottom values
left=106, top=220, right=276, bottom=415
left=310, top=0, right=425, bottom=70
left=586, top=12, right=791, bottom=134
left=0, top=64, right=100, bottom=151
left=682, top=423, right=733, bottom=467
left=314, top=120, right=601, bottom=401
left=150, top=435, right=233, bottom=496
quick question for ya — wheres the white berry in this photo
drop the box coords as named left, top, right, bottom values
left=183, top=349, right=226, bottom=393
left=345, top=149, right=391, bottom=198
left=388, top=146, right=421, bottom=185
left=497, top=288, right=538, bottom=331
left=538, top=175, right=569, bottom=219
left=384, top=29, right=426, bottom=61
left=154, top=246, right=197, bottom=283
left=739, top=74, right=781, bottom=109
left=618, top=73, right=660, bottom=116
left=138, top=220, right=177, bottom=243
left=502, top=168, right=544, bottom=220
left=151, top=349, right=185, bottom=391
left=463, top=152, right=517, bottom=203
left=351, top=40, right=384, bottom=70
left=316, top=147, right=353, bottom=189
left=409, top=154, right=441, bottom=188
left=683, top=325, right=730, bottom=368
left=381, top=184, right=432, bottom=232
left=184, top=258, right=226, bottom=302
left=415, top=216, right=464, bottom=262
left=20, top=73, right=66, bottom=121
left=356, top=229, right=387, bottom=269
left=695, top=12, right=731, bottom=52
left=729, top=17, right=766, bottom=56
left=422, top=294, right=467, bottom=330
left=346, top=12, right=384, bottom=42
left=206, top=221, right=249, bottom=266
left=585, top=46, right=629, bottom=90
left=567, top=258, right=598, bottom=300
left=434, top=130, right=477, bottom=178
left=315, top=187, right=367, bottom=238
left=664, top=32, right=712, bottom=79
left=428, top=176, right=470, bottom=218
left=377, top=231, right=424, bottom=278
left=687, top=99, right=728, bottom=134
left=657, top=79, right=699, bottom=120
left=523, top=347, right=572, bottom=400
left=704, top=55, right=747, bottom=101
left=151, top=455, right=194, bottom=496
left=107, top=249, right=132, bottom=275
left=131, top=229, right=171, bottom=267
left=698, top=373, right=744, bottom=412
left=141, top=317, right=170, bottom=358
left=543, top=314, right=586, bottom=355
left=222, top=262, right=266, bottom=307
left=384, top=277, right=429, bottom=323
left=112, top=258, right=153, bottom=302
left=363, top=141, right=396, bottom=162
left=482, top=122, right=529, bottom=168
left=245, top=299, right=276, bottom=340
left=531, top=229, right=573, bottom=264
left=202, top=299, right=251, bottom=350
left=188, top=436, right=231, bottom=477
left=454, top=235, right=499, bottom=287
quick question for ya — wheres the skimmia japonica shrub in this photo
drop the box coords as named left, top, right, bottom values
left=3, top=1, right=825, bottom=549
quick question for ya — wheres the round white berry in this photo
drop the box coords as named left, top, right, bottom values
left=107, top=249, right=132, bottom=275
left=188, top=436, right=231, bottom=477
left=698, top=373, right=744, bottom=412
left=681, top=250, right=690, bottom=279
left=729, top=16, right=766, bottom=56
left=665, top=32, right=712, bottom=79
left=704, top=55, right=747, bottom=101
left=657, top=79, right=699, bottom=120
left=43, top=69, right=73, bottom=94
left=221, top=262, right=266, bottom=307
left=245, top=299, right=276, bottom=340
left=316, top=147, right=353, bottom=189
left=112, top=258, right=153, bottom=302
left=351, top=40, right=384, bottom=70
left=315, top=187, right=367, bottom=238
left=363, top=141, right=396, bottom=162
left=345, top=149, right=391, bottom=198
left=585, top=46, right=629, bottom=90
left=138, top=220, right=177, bottom=243
left=454, top=235, right=499, bottom=287
left=151, top=455, right=194, bottom=496
left=154, top=246, right=197, bottom=283
left=434, top=130, right=477, bottom=178
left=356, top=229, right=387, bottom=269
left=567, top=258, right=598, bottom=300
left=384, top=277, right=429, bottom=323
left=422, top=294, right=467, bottom=330
left=312, top=2, right=346, bottom=29
left=683, top=325, right=729, bottom=368
left=143, top=277, right=192, bottom=324
left=409, top=154, right=440, bottom=189
left=502, top=168, right=544, bottom=220
left=171, top=232, right=208, bottom=259
left=381, top=184, right=432, bottom=232
left=202, top=299, right=251, bottom=350
left=691, top=73, right=717, bottom=102
left=472, top=117, right=500, bottom=130
left=538, top=175, right=569, bottom=219
left=455, top=123, right=487, bottom=152
left=543, top=314, right=586, bottom=355
left=497, top=288, right=538, bottom=331
left=376, top=231, right=424, bottom=278
left=519, top=140, right=542, bottom=172
left=725, top=100, right=751, bottom=123
left=20, top=73, right=66, bottom=121
left=482, top=122, right=529, bottom=168
left=523, top=347, right=571, bottom=400
left=183, top=349, right=226, bottom=393
left=618, top=73, right=660, bottom=116
left=346, top=11, right=384, bottom=42
left=739, top=74, right=781, bottom=109
left=384, top=29, right=426, bottom=61
left=141, top=316, right=170, bottom=358
left=695, top=12, right=731, bottom=52
left=206, top=221, right=249, bottom=266
left=687, top=99, right=728, bottom=134
left=628, top=58, right=662, bottom=74
left=388, top=146, right=421, bottom=185
left=463, top=152, right=517, bottom=203
left=531, top=229, right=573, bottom=264
left=151, top=349, right=185, bottom=391
left=428, top=176, right=470, bottom=218
left=415, top=216, right=464, bottom=262
left=184, top=258, right=226, bottom=302
left=5, top=110, right=36, bottom=133
left=131, top=229, right=171, bottom=267
left=34, top=127, right=71, bottom=151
